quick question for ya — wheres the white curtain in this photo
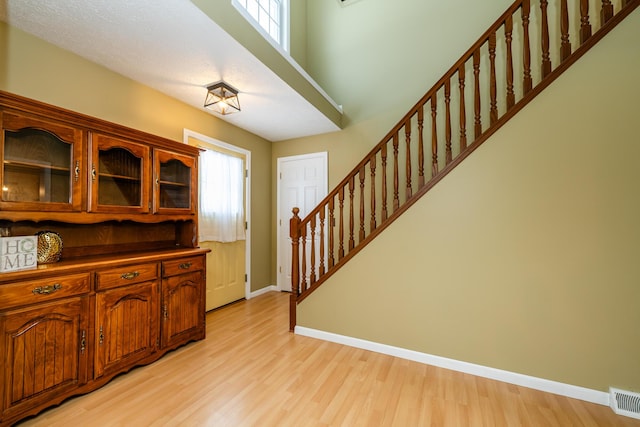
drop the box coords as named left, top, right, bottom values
left=199, top=149, right=245, bottom=243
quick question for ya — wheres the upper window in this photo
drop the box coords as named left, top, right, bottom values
left=233, top=0, right=289, bottom=51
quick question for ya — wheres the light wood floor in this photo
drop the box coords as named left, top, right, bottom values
left=16, top=291, right=640, bottom=426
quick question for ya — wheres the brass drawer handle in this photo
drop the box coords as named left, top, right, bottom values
left=179, top=262, right=192, bottom=270
left=32, top=283, right=62, bottom=295
left=121, top=271, right=140, bottom=280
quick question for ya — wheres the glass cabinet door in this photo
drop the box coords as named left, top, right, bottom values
left=88, top=134, right=150, bottom=213
left=153, top=149, right=196, bottom=215
left=1, top=112, right=83, bottom=211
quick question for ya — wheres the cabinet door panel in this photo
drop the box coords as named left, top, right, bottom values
left=95, top=282, right=158, bottom=377
left=1, top=111, right=83, bottom=212
left=88, top=133, right=150, bottom=214
left=161, top=271, right=204, bottom=348
left=0, top=298, right=88, bottom=419
left=153, top=149, right=196, bottom=215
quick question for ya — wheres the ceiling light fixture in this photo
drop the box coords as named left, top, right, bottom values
left=204, top=82, right=241, bottom=115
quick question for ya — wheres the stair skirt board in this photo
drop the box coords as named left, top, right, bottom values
left=295, top=326, right=610, bottom=407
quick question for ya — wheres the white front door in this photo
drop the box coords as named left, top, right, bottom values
left=277, top=152, right=328, bottom=292
left=184, top=129, right=251, bottom=310
left=201, top=239, right=246, bottom=310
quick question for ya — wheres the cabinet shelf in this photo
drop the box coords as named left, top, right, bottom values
left=99, top=173, right=141, bottom=182
left=4, top=160, right=71, bottom=174
left=159, top=180, right=189, bottom=188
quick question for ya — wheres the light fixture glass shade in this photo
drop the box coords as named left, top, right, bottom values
left=204, top=82, right=241, bottom=115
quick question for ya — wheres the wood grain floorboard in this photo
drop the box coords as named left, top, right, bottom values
left=15, top=291, right=640, bottom=426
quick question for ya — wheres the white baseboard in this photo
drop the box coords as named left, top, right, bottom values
left=249, top=285, right=277, bottom=299
left=294, top=326, right=609, bottom=406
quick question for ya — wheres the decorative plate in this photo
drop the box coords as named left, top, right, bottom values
left=36, top=231, right=63, bottom=263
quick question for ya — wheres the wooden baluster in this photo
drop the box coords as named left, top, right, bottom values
left=319, top=208, right=325, bottom=276
left=392, top=133, right=400, bottom=211
left=328, top=197, right=335, bottom=268
left=560, top=0, right=571, bottom=61
left=348, top=176, right=355, bottom=250
left=540, top=0, right=552, bottom=78
left=417, top=106, right=425, bottom=187
left=300, top=224, right=307, bottom=292
left=473, top=50, right=482, bottom=138
left=405, top=122, right=413, bottom=199
left=431, top=93, right=438, bottom=177
left=290, top=207, right=301, bottom=296
left=431, top=92, right=438, bottom=178
left=358, top=166, right=365, bottom=243
left=505, top=16, right=515, bottom=109
left=444, top=79, right=452, bottom=164
left=522, top=0, right=533, bottom=94
left=309, top=216, right=316, bottom=284
left=458, top=64, right=467, bottom=150
left=370, top=156, right=377, bottom=233
left=601, top=0, right=614, bottom=25
left=580, top=0, right=592, bottom=44
left=489, top=32, right=498, bottom=125
left=289, top=207, right=301, bottom=331
left=338, top=187, right=345, bottom=259
left=622, top=0, right=631, bottom=7
left=381, top=144, right=388, bottom=222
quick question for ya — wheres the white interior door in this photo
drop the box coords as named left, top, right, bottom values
left=277, top=152, right=328, bottom=292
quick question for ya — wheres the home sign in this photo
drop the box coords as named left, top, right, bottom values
left=0, top=235, right=38, bottom=272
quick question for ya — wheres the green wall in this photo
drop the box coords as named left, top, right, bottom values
left=304, top=0, right=513, bottom=126
left=297, top=9, right=640, bottom=393
left=0, top=21, right=272, bottom=292
left=289, top=0, right=307, bottom=69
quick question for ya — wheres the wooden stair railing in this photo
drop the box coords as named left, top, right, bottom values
left=289, top=0, right=639, bottom=331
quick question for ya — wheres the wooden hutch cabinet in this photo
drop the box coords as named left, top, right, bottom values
left=0, top=91, right=208, bottom=426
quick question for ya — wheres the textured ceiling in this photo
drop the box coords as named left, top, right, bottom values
left=0, top=0, right=341, bottom=142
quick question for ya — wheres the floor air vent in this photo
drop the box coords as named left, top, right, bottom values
left=610, top=388, right=640, bottom=419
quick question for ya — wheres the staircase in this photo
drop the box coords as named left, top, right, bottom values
left=288, top=0, right=639, bottom=331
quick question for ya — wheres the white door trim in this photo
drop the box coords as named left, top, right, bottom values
left=183, top=129, right=252, bottom=300
left=276, top=151, right=328, bottom=292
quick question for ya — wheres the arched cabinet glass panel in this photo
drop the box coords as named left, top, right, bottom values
left=89, top=134, right=150, bottom=214
left=1, top=112, right=83, bottom=211
left=153, top=149, right=196, bottom=215
left=97, top=147, right=142, bottom=206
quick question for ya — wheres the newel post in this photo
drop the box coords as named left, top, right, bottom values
left=289, top=207, right=301, bottom=332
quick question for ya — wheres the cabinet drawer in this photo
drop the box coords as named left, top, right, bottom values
left=96, top=263, right=158, bottom=290
left=162, top=256, right=204, bottom=278
left=0, top=273, right=90, bottom=309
